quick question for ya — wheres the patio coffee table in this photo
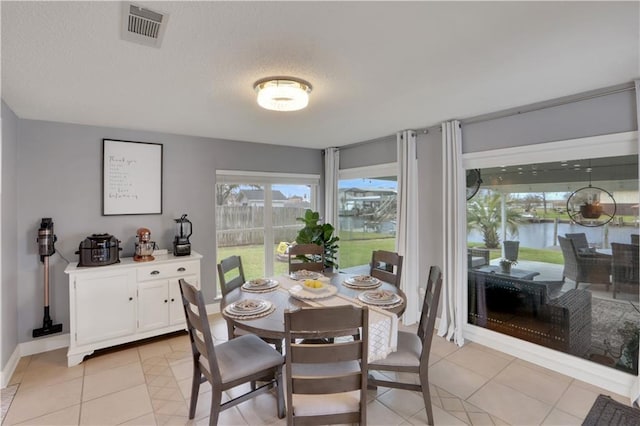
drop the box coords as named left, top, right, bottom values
left=474, top=265, right=540, bottom=280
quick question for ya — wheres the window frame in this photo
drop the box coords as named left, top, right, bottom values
left=215, top=170, right=320, bottom=291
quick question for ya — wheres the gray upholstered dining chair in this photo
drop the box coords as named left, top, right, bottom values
left=217, top=255, right=283, bottom=352
left=284, top=305, right=368, bottom=425
left=368, top=265, right=443, bottom=426
left=370, top=250, right=403, bottom=287
left=288, top=243, right=325, bottom=273
left=178, top=279, right=285, bottom=426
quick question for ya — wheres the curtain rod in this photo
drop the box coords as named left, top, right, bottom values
left=460, top=81, right=636, bottom=126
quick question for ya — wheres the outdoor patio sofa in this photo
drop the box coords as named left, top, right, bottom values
left=468, top=248, right=490, bottom=268
left=468, top=270, right=592, bottom=357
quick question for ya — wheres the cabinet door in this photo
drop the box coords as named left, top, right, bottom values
left=75, top=270, right=136, bottom=346
left=138, top=280, right=170, bottom=332
left=169, top=276, right=199, bottom=326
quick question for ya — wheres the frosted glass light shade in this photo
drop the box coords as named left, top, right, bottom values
left=254, top=78, right=312, bottom=112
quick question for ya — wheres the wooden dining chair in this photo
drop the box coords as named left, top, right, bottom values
left=370, top=250, right=403, bottom=287
left=217, top=255, right=283, bottom=352
left=288, top=243, right=325, bottom=273
left=178, top=279, right=285, bottom=426
left=368, top=265, right=443, bottom=426
left=217, top=255, right=245, bottom=297
left=284, top=305, right=368, bottom=425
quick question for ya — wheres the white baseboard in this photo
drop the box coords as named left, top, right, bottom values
left=19, top=333, right=70, bottom=357
left=1, top=333, right=70, bottom=389
left=1, top=346, right=21, bottom=389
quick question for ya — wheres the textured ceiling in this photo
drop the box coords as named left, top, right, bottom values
left=2, top=1, right=638, bottom=149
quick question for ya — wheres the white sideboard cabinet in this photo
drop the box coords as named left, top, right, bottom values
left=64, top=251, right=202, bottom=367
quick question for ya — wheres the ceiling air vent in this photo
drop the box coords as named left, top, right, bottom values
left=121, top=3, right=169, bottom=48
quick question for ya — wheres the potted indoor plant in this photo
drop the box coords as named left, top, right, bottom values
left=295, top=209, right=339, bottom=271
left=499, top=258, right=517, bottom=274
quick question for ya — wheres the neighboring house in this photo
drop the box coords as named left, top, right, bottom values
left=339, top=187, right=397, bottom=216
left=237, top=189, right=287, bottom=207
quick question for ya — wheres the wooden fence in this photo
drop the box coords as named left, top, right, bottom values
left=216, top=206, right=307, bottom=247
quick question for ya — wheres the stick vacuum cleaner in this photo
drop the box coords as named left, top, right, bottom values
left=33, top=218, right=63, bottom=338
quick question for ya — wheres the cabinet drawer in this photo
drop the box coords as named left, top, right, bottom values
left=137, top=261, right=200, bottom=282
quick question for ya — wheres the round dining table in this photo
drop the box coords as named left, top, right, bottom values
left=220, top=272, right=406, bottom=341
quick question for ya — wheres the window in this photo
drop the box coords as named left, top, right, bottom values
left=466, top=150, right=639, bottom=375
left=215, top=171, right=319, bottom=295
left=338, top=163, right=398, bottom=271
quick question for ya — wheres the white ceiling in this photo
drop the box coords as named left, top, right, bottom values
left=2, top=1, right=638, bottom=149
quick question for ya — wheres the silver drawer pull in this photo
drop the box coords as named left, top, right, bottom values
left=177, top=267, right=186, bottom=272
left=150, top=270, right=160, bottom=275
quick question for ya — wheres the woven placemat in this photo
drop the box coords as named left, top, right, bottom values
left=583, top=394, right=640, bottom=426
left=223, top=304, right=276, bottom=320
left=342, top=282, right=382, bottom=290
left=241, top=284, right=279, bottom=294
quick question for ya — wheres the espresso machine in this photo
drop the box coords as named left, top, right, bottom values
left=173, top=214, right=192, bottom=256
left=134, top=227, right=155, bottom=262
left=33, top=218, right=63, bottom=337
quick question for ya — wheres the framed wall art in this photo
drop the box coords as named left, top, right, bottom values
left=102, top=139, right=163, bottom=215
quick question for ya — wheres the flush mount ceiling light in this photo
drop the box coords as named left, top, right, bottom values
left=253, top=77, right=312, bottom=112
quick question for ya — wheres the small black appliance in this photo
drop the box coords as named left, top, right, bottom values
left=77, top=233, right=121, bottom=267
left=173, top=214, right=192, bottom=256
left=33, top=218, right=63, bottom=338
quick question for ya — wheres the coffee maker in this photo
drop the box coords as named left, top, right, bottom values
left=134, top=227, right=155, bottom=262
left=173, top=214, right=192, bottom=256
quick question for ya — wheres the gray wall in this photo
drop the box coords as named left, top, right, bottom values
left=462, top=90, right=637, bottom=152
left=14, top=118, right=321, bottom=345
left=339, top=135, right=397, bottom=169
left=417, top=130, right=444, bottom=283
left=2, top=101, right=19, bottom=368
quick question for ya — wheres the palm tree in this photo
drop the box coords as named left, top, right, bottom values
left=467, top=192, right=522, bottom=249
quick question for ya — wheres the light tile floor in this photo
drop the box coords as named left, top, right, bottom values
left=1, top=314, right=633, bottom=426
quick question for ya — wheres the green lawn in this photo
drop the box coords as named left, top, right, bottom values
left=468, top=242, right=564, bottom=264
left=218, top=237, right=396, bottom=279
left=218, top=236, right=565, bottom=282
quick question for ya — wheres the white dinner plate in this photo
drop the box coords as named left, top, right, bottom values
left=226, top=299, right=271, bottom=315
left=289, top=270, right=323, bottom=281
left=242, top=279, right=279, bottom=291
left=344, top=276, right=381, bottom=288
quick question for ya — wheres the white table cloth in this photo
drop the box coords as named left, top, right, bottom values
left=277, top=274, right=399, bottom=362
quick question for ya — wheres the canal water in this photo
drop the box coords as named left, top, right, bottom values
left=468, top=222, right=639, bottom=249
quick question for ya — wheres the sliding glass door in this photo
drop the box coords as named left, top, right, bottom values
left=215, top=172, right=319, bottom=296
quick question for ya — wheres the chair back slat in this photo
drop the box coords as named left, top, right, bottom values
left=290, top=341, right=362, bottom=364
left=288, top=306, right=363, bottom=331
left=217, top=255, right=246, bottom=296
left=370, top=250, right=403, bottom=287
left=292, top=373, right=362, bottom=395
left=288, top=243, right=325, bottom=273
